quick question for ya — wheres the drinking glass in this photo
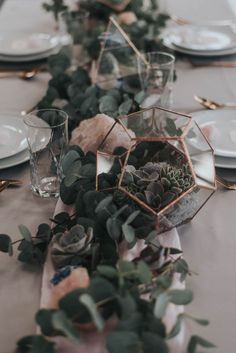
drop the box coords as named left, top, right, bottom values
left=59, top=9, right=89, bottom=67
left=24, top=109, right=68, bottom=198
left=137, top=51, right=175, bottom=108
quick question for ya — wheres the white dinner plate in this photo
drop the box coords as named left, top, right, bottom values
left=163, top=36, right=236, bottom=57
left=0, top=33, right=60, bottom=56
left=214, top=155, right=236, bottom=169
left=191, top=109, right=236, bottom=158
left=165, top=25, right=236, bottom=52
left=0, top=148, right=29, bottom=170
left=0, top=44, right=61, bottom=62
left=0, top=113, right=27, bottom=159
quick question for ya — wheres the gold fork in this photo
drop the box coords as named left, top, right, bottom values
left=171, top=15, right=235, bottom=27
left=0, top=180, right=10, bottom=193
left=216, top=175, right=236, bottom=190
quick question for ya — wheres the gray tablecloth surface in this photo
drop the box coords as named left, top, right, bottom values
left=0, top=0, right=236, bottom=352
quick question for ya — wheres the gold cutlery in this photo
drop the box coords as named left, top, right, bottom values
left=194, top=95, right=236, bottom=110
left=0, top=180, right=10, bottom=193
left=171, top=15, right=235, bottom=27
left=0, top=69, right=39, bottom=80
left=216, top=175, right=236, bottom=190
left=0, top=178, right=22, bottom=187
left=190, top=60, right=236, bottom=68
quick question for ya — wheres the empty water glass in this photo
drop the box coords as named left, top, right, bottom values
left=137, top=51, right=175, bottom=108
left=24, top=109, right=68, bottom=198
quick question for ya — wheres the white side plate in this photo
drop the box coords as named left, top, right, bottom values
left=191, top=109, right=236, bottom=158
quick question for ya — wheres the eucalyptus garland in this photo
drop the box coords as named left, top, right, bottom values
left=0, top=144, right=215, bottom=353
left=0, top=1, right=216, bottom=352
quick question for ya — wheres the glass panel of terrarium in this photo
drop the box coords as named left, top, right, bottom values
left=159, top=185, right=215, bottom=229
left=151, top=108, right=191, bottom=138
left=184, top=121, right=215, bottom=189
left=119, top=108, right=191, bottom=139
left=97, top=151, right=116, bottom=175
left=96, top=17, right=147, bottom=90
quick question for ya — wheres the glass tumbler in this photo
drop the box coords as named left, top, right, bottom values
left=24, top=109, right=68, bottom=198
left=59, top=9, right=89, bottom=67
left=137, top=51, right=175, bottom=108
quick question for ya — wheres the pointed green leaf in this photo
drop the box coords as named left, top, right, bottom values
left=52, top=310, right=80, bottom=344
left=125, top=210, right=140, bottom=225
left=107, top=217, right=122, bottom=241
left=122, top=223, right=135, bottom=243
left=79, top=293, right=105, bottom=332
left=95, top=196, right=113, bottom=213
left=168, top=314, right=183, bottom=339
left=154, top=292, right=170, bottom=319
left=137, top=261, right=152, bottom=284
left=18, top=225, right=32, bottom=242
left=188, top=335, right=216, bottom=353
left=184, top=313, right=209, bottom=326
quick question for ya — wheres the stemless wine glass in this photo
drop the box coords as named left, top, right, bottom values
left=137, top=51, right=175, bottom=108
left=59, top=9, right=89, bottom=67
left=24, top=109, right=68, bottom=198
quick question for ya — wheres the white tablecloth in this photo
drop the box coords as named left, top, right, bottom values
left=0, top=1, right=236, bottom=352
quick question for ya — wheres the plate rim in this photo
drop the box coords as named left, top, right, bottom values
left=0, top=113, right=27, bottom=159
left=0, top=148, right=29, bottom=170
left=163, top=37, right=236, bottom=57
left=191, top=108, right=236, bottom=158
left=166, top=24, right=236, bottom=52
left=0, top=32, right=60, bottom=57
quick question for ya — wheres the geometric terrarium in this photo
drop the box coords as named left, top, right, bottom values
left=95, top=17, right=148, bottom=90
left=96, top=106, right=216, bottom=234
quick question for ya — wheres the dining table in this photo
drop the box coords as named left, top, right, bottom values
left=0, top=0, right=236, bottom=352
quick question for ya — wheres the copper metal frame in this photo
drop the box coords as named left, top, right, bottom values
left=95, top=16, right=148, bottom=84
left=95, top=105, right=216, bottom=228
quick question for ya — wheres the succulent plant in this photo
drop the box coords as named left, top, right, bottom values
left=122, top=161, right=194, bottom=212
left=51, top=224, right=94, bottom=268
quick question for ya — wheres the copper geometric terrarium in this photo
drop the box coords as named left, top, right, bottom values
left=95, top=17, right=148, bottom=90
left=96, top=106, right=216, bottom=234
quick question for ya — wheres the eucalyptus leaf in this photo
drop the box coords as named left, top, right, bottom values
left=18, top=224, right=32, bottom=242
left=99, top=95, right=118, bottom=116
left=154, top=292, right=170, bottom=319
left=142, top=332, right=168, bottom=353
left=118, top=99, right=133, bottom=116
left=95, top=196, right=113, bottom=213
left=17, top=335, right=55, bottom=353
left=106, top=330, right=140, bottom=353
left=97, top=265, right=118, bottom=279
left=187, top=335, right=216, bottom=353
left=62, top=150, right=80, bottom=173
left=52, top=310, right=80, bottom=343
left=137, top=260, right=152, bottom=284
left=79, top=293, right=105, bottom=332
left=125, top=210, right=140, bottom=225
left=0, top=234, right=12, bottom=254
left=167, top=314, right=183, bottom=339
left=134, top=91, right=146, bottom=105
left=169, top=289, right=193, bottom=305
left=107, top=217, right=122, bottom=241
left=122, top=223, right=135, bottom=243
